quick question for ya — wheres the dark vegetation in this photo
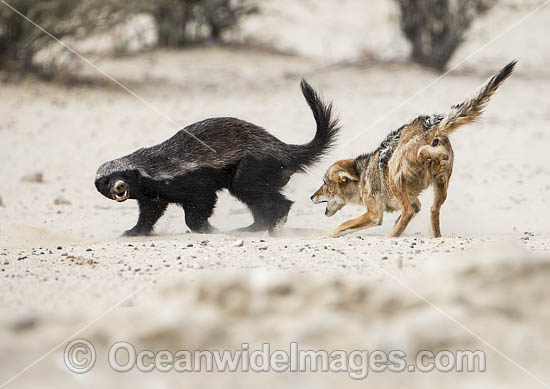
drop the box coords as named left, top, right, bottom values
left=0, top=0, right=500, bottom=77
left=394, top=0, right=497, bottom=71
left=0, top=0, right=257, bottom=77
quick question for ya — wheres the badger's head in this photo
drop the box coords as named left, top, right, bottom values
left=95, top=159, right=142, bottom=202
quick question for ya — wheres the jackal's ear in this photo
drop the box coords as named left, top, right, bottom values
left=332, top=160, right=359, bottom=182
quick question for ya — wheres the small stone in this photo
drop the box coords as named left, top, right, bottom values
left=53, top=197, right=71, bottom=205
left=20, top=172, right=43, bottom=183
left=231, top=239, right=244, bottom=247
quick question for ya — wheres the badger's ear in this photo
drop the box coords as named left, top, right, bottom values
left=332, top=160, right=359, bottom=182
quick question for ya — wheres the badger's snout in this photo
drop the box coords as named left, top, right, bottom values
left=112, top=180, right=129, bottom=202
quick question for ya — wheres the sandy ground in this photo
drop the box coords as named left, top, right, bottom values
left=1, top=0, right=550, bottom=388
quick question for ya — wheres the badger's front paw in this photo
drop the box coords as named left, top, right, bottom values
left=123, top=228, right=151, bottom=237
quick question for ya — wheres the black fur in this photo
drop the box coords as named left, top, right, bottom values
left=353, top=112, right=445, bottom=173
left=95, top=80, right=340, bottom=236
left=354, top=124, right=405, bottom=173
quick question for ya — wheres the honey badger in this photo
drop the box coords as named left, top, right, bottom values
left=95, top=80, right=340, bottom=236
left=311, top=61, right=516, bottom=238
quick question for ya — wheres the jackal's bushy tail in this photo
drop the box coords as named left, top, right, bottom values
left=435, top=60, right=517, bottom=136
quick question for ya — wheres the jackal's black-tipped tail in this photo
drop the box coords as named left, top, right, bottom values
left=287, top=80, right=340, bottom=171
left=435, top=60, right=517, bottom=136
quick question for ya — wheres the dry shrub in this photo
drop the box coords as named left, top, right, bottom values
left=0, top=0, right=258, bottom=78
left=143, top=0, right=259, bottom=47
left=395, top=0, right=496, bottom=71
left=0, top=0, right=128, bottom=76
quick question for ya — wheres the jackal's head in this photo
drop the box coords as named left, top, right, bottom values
left=311, top=159, right=360, bottom=217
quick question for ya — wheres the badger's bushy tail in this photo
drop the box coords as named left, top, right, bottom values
left=435, top=60, right=517, bottom=137
left=287, top=80, right=340, bottom=171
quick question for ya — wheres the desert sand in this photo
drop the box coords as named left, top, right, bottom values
left=1, top=0, right=550, bottom=388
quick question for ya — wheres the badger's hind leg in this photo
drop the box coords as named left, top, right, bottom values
left=124, top=198, right=169, bottom=236
left=229, top=157, right=294, bottom=233
left=239, top=192, right=293, bottom=233
left=182, top=193, right=217, bottom=233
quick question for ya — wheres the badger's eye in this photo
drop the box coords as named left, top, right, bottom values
left=432, top=138, right=439, bottom=147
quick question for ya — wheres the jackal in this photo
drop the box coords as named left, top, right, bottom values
left=311, top=61, right=516, bottom=237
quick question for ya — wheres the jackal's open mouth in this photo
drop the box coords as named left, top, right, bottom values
left=325, top=206, right=336, bottom=217
left=114, top=190, right=129, bottom=202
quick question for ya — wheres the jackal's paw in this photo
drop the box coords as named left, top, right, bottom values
left=328, top=229, right=345, bottom=238
left=386, top=231, right=402, bottom=238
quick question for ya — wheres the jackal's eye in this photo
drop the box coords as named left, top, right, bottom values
left=432, top=138, right=439, bottom=147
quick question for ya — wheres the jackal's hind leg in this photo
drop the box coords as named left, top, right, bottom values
left=430, top=182, right=448, bottom=238
left=388, top=180, right=416, bottom=238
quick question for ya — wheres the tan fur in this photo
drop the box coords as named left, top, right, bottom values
left=311, top=61, right=516, bottom=237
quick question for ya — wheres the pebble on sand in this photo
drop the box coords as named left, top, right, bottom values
left=232, top=239, right=244, bottom=247
left=54, top=197, right=71, bottom=206
left=20, top=172, right=44, bottom=183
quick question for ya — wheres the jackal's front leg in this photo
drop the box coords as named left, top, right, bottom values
left=331, top=197, right=383, bottom=237
left=331, top=210, right=383, bottom=237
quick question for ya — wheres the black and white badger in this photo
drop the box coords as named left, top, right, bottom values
left=95, top=80, right=340, bottom=236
